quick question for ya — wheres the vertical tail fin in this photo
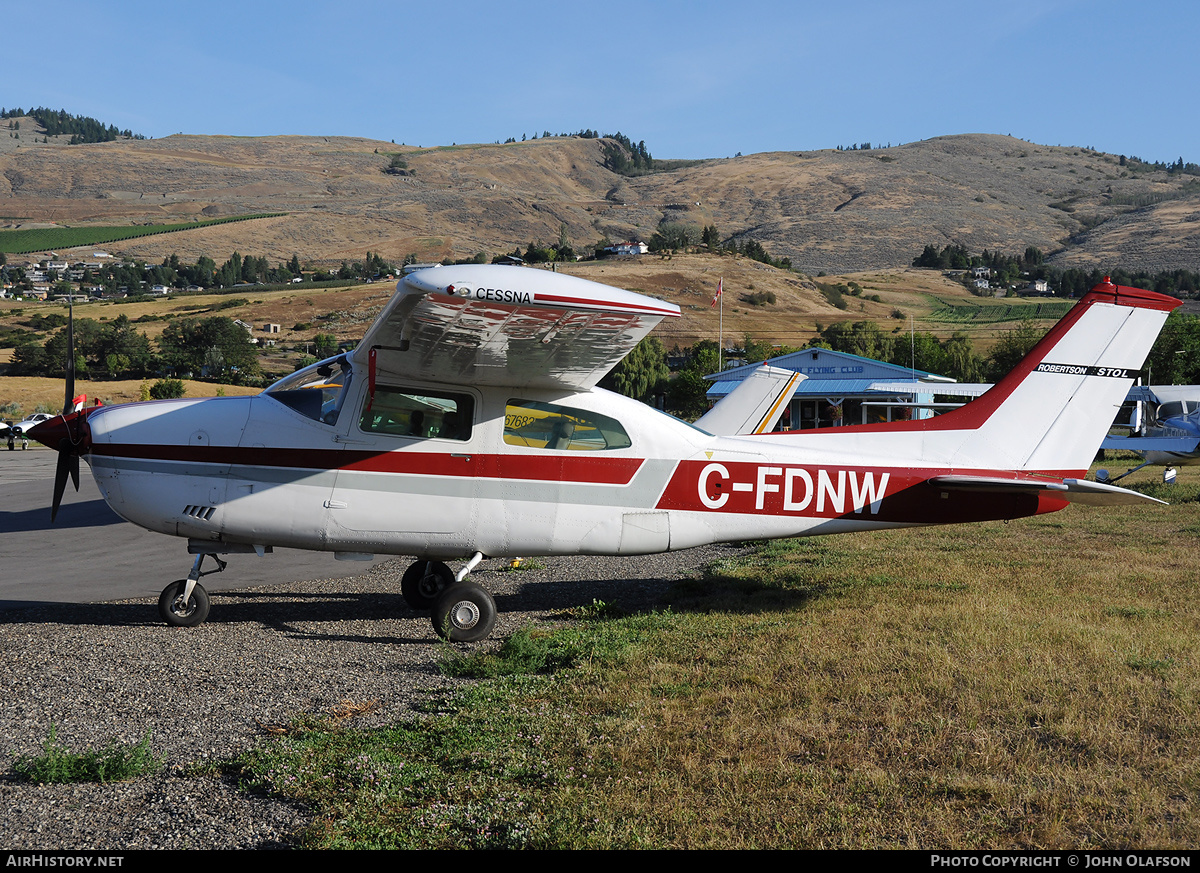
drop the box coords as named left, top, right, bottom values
left=943, top=279, right=1178, bottom=472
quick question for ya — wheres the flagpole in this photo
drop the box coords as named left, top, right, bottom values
left=718, top=280, right=723, bottom=371
left=710, top=277, right=724, bottom=370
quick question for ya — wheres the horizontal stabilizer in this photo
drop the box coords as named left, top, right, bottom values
left=930, top=474, right=1167, bottom=506
left=695, top=366, right=803, bottom=436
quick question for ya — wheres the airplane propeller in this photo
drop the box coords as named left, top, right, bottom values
left=27, top=299, right=91, bottom=522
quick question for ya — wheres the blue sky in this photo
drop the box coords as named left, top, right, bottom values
left=6, top=0, right=1196, bottom=162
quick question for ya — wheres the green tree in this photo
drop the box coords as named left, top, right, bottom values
left=1144, top=312, right=1200, bottom=384
left=942, top=332, right=984, bottom=383
left=742, top=333, right=775, bottom=364
left=986, top=322, right=1045, bottom=381
left=313, top=333, right=339, bottom=358
left=667, top=340, right=721, bottom=420
left=649, top=222, right=699, bottom=253
left=601, top=336, right=669, bottom=402
left=149, top=379, right=185, bottom=399
left=820, top=320, right=894, bottom=362
left=158, top=317, right=259, bottom=382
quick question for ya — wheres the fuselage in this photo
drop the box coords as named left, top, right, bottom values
left=64, top=276, right=1178, bottom=562
left=79, top=359, right=1068, bottom=562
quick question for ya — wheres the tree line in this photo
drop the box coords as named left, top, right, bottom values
left=913, top=243, right=1200, bottom=299
left=5, top=250, right=398, bottom=298
left=1, top=107, right=143, bottom=143
left=8, top=313, right=260, bottom=384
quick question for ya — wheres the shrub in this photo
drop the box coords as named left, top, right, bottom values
left=149, top=378, right=185, bottom=400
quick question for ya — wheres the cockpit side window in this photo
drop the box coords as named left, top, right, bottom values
left=359, top=386, right=474, bottom=441
left=504, top=399, right=631, bottom=451
left=265, top=355, right=352, bottom=425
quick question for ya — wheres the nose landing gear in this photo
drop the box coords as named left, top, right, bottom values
left=158, top=553, right=224, bottom=627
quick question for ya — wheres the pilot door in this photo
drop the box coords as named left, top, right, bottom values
left=327, top=383, right=481, bottom=554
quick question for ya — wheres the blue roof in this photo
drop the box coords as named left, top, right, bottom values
left=707, top=346, right=940, bottom=383
left=706, top=378, right=937, bottom=398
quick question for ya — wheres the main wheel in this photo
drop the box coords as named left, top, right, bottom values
left=401, top=560, right=454, bottom=610
left=431, top=582, right=497, bottom=643
left=158, top=579, right=211, bottom=627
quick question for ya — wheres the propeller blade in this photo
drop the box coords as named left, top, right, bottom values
left=51, top=439, right=72, bottom=522
left=70, top=453, right=80, bottom=492
left=63, top=299, right=75, bottom=415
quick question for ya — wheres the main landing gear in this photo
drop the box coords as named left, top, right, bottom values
left=402, top=553, right=497, bottom=642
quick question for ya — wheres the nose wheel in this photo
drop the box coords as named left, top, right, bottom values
left=159, top=579, right=210, bottom=627
left=158, top=553, right=224, bottom=627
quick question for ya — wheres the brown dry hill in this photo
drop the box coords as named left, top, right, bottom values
left=2, top=121, right=1198, bottom=273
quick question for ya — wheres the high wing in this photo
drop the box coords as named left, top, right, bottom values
left=352, top=264, right=680, bottom=390
left=1101, top=435, right=1200, bottom=455
left=695, top=365, right=803, bottom=435
left=930, top=474, right=1166, bottom=506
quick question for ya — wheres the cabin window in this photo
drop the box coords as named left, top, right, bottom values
left=359, top=386, right=474, bottom=441
left=504, top=399, right=631, bottom=451
left=265, top=355, right=352, bottom=424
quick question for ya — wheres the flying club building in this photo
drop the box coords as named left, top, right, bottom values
left=705, top=347, right=971, bottom=430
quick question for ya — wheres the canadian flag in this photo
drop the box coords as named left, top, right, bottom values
left=710, top=277, right=723, bottom=308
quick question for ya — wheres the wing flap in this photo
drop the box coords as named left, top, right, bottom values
left=930, top=474, right=1167, bottom=506
left=352, top=266, right=679, bottom=390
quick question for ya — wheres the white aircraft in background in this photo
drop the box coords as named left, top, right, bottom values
left=31, top=269, right=1176, bottom=642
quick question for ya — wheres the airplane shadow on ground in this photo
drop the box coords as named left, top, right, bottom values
left=0, top=543, right=796, bottom=639
left=0, top=498, right=126, bottom=532
left=0, top=576, right=684, bottom=644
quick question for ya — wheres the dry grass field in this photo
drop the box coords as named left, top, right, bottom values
left=227, top=463, right=1200, bottom=849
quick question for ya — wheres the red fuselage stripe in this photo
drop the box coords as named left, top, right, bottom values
left=89, top=444, right=645, bottom=485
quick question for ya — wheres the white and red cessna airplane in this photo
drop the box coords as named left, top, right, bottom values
left=30, top=267, right=1177, bottom=641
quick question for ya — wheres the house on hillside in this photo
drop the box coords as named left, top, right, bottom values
left=605, top=241, right=648, bottom=256
left=1016, top=279, right=1051, bottom=297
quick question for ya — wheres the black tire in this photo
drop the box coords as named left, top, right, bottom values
left=401, top=560, right=454, bottom=610
left=158, top=579, right=211, bottom=627
left=431, top=582, right=497, bottom=643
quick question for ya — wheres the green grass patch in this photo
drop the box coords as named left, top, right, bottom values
left=12, top=726, right=162, bottom=784
left=0, top=214, right=287, bottom=254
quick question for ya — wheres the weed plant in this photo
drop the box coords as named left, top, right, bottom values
left=12, top=726, right=162, bottom=784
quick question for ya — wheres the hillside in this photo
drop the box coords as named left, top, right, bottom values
left=0, top=256, right=1067, bottom=401
left=1, top=120, right=1198, bottom=274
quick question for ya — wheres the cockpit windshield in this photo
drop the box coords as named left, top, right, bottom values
left=265, top=354, right=353, bottom=424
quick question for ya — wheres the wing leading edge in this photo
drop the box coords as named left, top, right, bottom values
left=352, top=265, right=680, bottom=391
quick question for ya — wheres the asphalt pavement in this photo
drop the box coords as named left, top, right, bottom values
left=0, top=445, right=388, bottom=610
